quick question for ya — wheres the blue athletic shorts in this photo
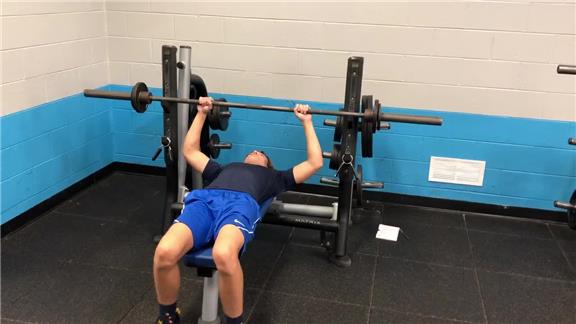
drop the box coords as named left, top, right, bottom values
left=174, top=189, right=261, bottom=253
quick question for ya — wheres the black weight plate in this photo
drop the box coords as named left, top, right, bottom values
left=190, top=73, right=208, bottom=127
left=374, top=99, right=381, bottom=131
left=131, top=82, right=149, bottom=113
left=361, top=97, right=374, bottom=157
left=190, top=73, right=208, bottom=98
left=333, top=116, right=342, bottom=142
left=361, top=119, right=373, bottom=157
left=361, top=95, right=376, bottom=133
left=329, top=143, right=341, bottom=170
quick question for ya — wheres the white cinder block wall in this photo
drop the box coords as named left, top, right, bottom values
left=106, top=0, right=575, bottom=121
left=0, top=0, right=108, bottom=116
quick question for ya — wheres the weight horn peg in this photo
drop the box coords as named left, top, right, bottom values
left=554, top=190, right=576, bottom=230
left=320, top=177, right=340, bottom=186
left=207, top=134, right=232, bottom=159
left=323, top=119, right=337, bottom=127
left=353, top=165, right=385, bottom=207
left=358, top=121, right=390, bottom=130
left=380, top=122, right=391, bottom=130
left=361, top=181, right=384, bottom=189
left=358, top=180, right=384, bottom=207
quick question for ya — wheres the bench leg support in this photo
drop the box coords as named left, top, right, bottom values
left=198, top=271, right=220, bottom=324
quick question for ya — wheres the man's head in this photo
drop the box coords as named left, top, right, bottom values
left=244, top=150, right=273, bottom=168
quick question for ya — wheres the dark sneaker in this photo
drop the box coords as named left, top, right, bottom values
left=156, top=307, right=181, bottom=324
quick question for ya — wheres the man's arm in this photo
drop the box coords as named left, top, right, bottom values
left=292, top=105, right=323, bottom=184
left=182, top=97, right=212, bottom=173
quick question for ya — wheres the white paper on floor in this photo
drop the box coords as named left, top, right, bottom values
left=376, top=224, right=400, bottom=241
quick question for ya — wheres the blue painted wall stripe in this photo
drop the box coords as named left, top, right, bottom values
left=1, top=95, right=109, bottom=149
left=371, top=133, right=575, bottom=177
left=2, top=160, right=108, bottom=223
left=2, top=111, right=111, bottom=182
left=1, top=136, right=113, bottom=223
left=1, top=93, right=114, bottom=224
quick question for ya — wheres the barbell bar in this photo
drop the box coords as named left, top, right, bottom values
left=557, top=65, right=576, bottom=75
left=323, top=119, right=391, bottom=130
left=84, top=83, right=443, bottom=126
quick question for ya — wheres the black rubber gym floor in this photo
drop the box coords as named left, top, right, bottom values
left=2, top=171, right=575, bottom=323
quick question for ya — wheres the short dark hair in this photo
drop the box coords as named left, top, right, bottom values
left=260, top=151, right=274, bottom=169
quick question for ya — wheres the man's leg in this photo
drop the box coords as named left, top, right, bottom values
left=212, top=224, right=245, bottom=319
left=153, top=223, right=194, bottom=305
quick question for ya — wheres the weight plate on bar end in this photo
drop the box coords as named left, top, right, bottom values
left=131, top=82, right=149, bottom=113
left=374, top=99, right=381, bottom=131
left=361, top=96, right=374, bottom=157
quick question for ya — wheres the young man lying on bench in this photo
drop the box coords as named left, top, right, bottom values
left=153, top=97, right=323, bottom=324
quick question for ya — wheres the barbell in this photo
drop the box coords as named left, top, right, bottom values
left=84, top=82, right=443, bottom=127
